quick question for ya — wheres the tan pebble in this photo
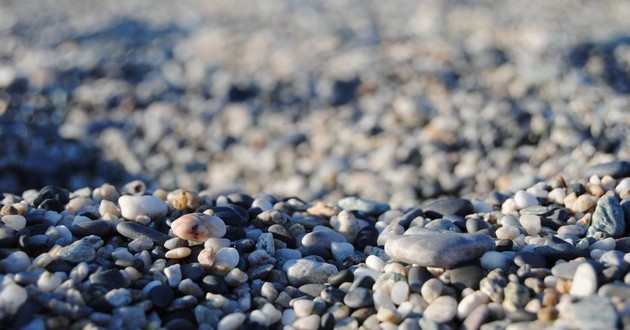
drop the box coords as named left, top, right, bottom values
left=575, top=213, right=591, bottom=227
left=153, top=188, right=168, bottom=201
left=570, top=194, right=596, bottom=214
left=537, top=306, right=558, bottom=321
left=563, top=192, right=577, bottom=209
left=542, top=290, right=559, bottom=307
left=171, top=213, right=226, bottom=241
left=306, top=201, right=340, bottom=218
left=169, top=190, right=203, bottom=211
left=555, top=278, right=572, bottom=294
left=99, top=200, right=120, bottom=217
left=586, top=183, right=605, bottom=197
left=92, top=183, right=120, bottom=202
left=165, top=247, right=191, bottom=259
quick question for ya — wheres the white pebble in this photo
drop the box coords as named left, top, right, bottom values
left=421, top=278, right=443, bottom=303
left=366, top=255, right=385, bottom=272
left=514, top=190, right=539, bottom=209
left=1, top=215, right=26, bottom=230
left=249, top=310, right=269, bottom=326
left=390, top=281, right=410, bottom=305
left=570, top=262, right=598, bottom=297
left=373, top=289, right=396, bottom=310
left=261, top=282, right=278, bottom=301
left=293, top=299, right=315, bottom=317
left=519, top=215, right=542, bottom=235
left=0, top=283, right=27, bottom=314
left=204, top=237, right=231, bottom=252
left=164, top=264, right=182, bottom=287
left=118, top=195, right=167, bottom=221
left=457, top=291, right=489, bottom=319
left=281, top=309, right=297, bottom=325
left=213, top=247, right=240, bottom=271
left=496, top=225, right=520, bottom=240
left=424, top=295, right=457, bottom=323
left=37, top=271, right=62, bottom=292
left=218, top=312, right=246, bottom=330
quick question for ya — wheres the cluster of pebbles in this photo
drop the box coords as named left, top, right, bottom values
left=2, top=1, right=630, bottom=208
left=1, top=160, right=630, bottom=329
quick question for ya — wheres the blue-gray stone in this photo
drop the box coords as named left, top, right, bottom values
left=385, top=232, right=495, bottom=269
left=589, top=195, right=625, bottom=238
left=424, top=198, right=474, bottom=219
left=584, top=160, right=630, bottom=178
left=567, top=296, right=619, bottom=330
left=58, top=238, right=96, bottom=263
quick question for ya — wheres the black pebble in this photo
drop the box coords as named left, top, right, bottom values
left=89, top=269, right=126, bottom=290
left=328, top=269, right=354, bottom=287
left=321, top=312, right=336, bottom=330
left=181, top=263, right=206, bottom=282
left=224, top=226, right=246, bottom=241
left=424, top=198, right=474, bottom=219
left=450, top=263, right=484, bottom=291
left=37, top=199, right=65, bottom=212
left=164, top=318, right=196, bottom=330
left=231, top=238, right=256, bottom=254
left=267, top=224, right=295, bottom=247
left=567, top=183, right=586, bottom=195
left=514, top=251, right=547, bottom=268
left=212, top=205, right=248, bottom=226
left=299, top=246, right=332, bottom=260
left=227, top=193, right=254, bottom=209
left=240, top=321, right=268, bottom=330
left=350, top=276, right=375, bottom=290
left=200, top=275, right=228, bottom=295
left=33, top=185, right=70, bottom=207
left=355, top=226, right=378, bottom=251
left=148, top=285, right=174, bottom=309
left=71, top=220, right=112, bottom=237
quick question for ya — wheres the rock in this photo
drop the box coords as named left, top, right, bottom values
left=424, top=198, right=474, bottom=219
left=344, top=287, right=374, bottom=309
left=90, top=269, right=126, bottom=290
left=385, top=232, right=495, bottom=268
left=301, top=228, right=347, bottom=249
left=589, top=195, right=625, bottom=238
left=514, top=251, right=547, bottom=268
left=218, top=312, right=246, bottom=330
left=71, top=220, right=112, bottom=237
left=584, top=161, right=630, bottom=178
left=293, top=299, right=315, bottom=317
left=513, top=191, right=539, bottom=210
left=171, top=213, right=226, bottom=241
left=0, top=283, right=27, bottom=314
left=503, top=282, right=530, bottom=312
left=268, top=224, right=296, bottom=247
left=33, top=186, right=70, bottom=207
left=1, top=215, right=26, bottom=231
left=390, top=280, right=410, bottom=306
left=421, top=278, right=443, bottom=303
left=165, top=247, right=192, bottom=259
left=519, top=215, right=541, bottom=235
left=0, top=251, right=30, bottom=273
left=570, top=262, right=598, bottom=297
left=210, top=205, right=248, bottom=226
left=148, top=284, right=174, bottom=308
left=532, top=236, right=584, bottom=262
left=58, top=238, right=96, bottom=263
left=114, top=306, right=147, bottom=330
left=567, top=296, right=619, bottom=330
left=458, top=291, right=490, bottom=320
left=283, top=258, right=338, bottom=286
left=480, top=251, right=509, bottom=271
left=423, top=295, right=457, bottom=323
left=118, top=195, right=167, bottom=220
left=450, top=263, right=484, bottom=290
left=330, top=210, right=359, bottom=243
left=328, top=269, right=354, bottom=287
left=337, top=197, right=390, bottom=216
left=116, top=222, right=169, bottom=244
left=355, top=226, right=379, bottom=251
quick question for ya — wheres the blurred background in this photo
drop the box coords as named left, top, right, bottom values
left=1, top=0, right=630, bottom=209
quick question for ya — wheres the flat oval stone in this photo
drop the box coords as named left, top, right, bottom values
left=337, top=197, right=390, bottom=216
left=210, top=205, right=248, bottom=226
left=283, top=258, right=338, bottom=286
left=385, top=233, right=495, bottom=269
left=424, top=198, right=474, bottom=219
left=584, top=160, right=630, bottom=178
left=423, top=295, right=457, bottom=323
left=301, top=228, right=347, bottom=249
left=589, top=195, right=625, bottom=238
left=116, top=222, right=169, bottom=244
left=171, top=213, right=226, bottom=242
left=118, top=195, right=167, bottom=220
left=71, top=220, right=112, bottom=237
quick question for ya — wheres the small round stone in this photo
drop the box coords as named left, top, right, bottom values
left=171, top=213, right=226, bottom=242
left=519, top=214, right=542, bottom=235
left=165, top=247, right=192, bottom=259
left=1, top=215, right=26, bottom=231
left=293, top=299, right=315, bottom=317
left=118, top=195, right=167, bottom=220
left=421, top=278, right=443, bottom=303
left=390, top=281, right=410, bottom=306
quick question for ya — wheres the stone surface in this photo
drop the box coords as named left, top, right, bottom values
left=567, top=296, right=619, bottom=330
left=424, top=198, right=474, bottom=219
left=589, top=195, right=625, bottom=238
left=171, top=213, right=226, bottom=241
left=118, top=195, right=168, bottom=220
left=283, top=258, right=338, bottom=286
left=385, top=232, right=495, bottom=268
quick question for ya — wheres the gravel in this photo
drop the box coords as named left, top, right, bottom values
left=2, top=1, right=630, bottom=329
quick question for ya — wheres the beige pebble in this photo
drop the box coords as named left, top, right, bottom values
left=169, top=190, right=203, bottom=211
left=306, top=201, right=340, bottom=218
left=198, top=248, right=215, bottom=268
left=171, top=213, right=226, bottom=241
left=165, top=247, right=191, bottom=259
left=570, top=194, right=596, bottom=214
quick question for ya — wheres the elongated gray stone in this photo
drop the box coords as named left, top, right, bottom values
left=384, top=232, right=495, bottom=269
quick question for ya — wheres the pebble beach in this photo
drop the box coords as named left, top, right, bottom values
left=2, top=1, right=630, bottom=329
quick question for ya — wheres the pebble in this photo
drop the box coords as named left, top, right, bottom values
left=480, top=251, right=510, bottom=271
left=421, top=278, right=443, bottom=303
left=171, top=213, right=226, bottom=242
left=283, top=258, right=338, bottom=286
left=165, top=247, right=192, bottom=259
left=423, top=295, right=457, bottom=323
left=0, top=251, right=30, bottom=273
left=218, top=312, right=246, bottom=330
left=569, top=262, right=598, bottom=297
left=566, top=295, right=619, bottom=330
left=57, top=238, right=96, bottom=263
left=330, top=210, right=359, bottom=243
left=344, top=287, right=374, bottom=309
left=116, top=222, right=169, bottom=244
left=293, top=299, right=315, bottom=317
left=118, top=195, right=167, bottom=220
left=301, top=227, right=347, bottom=249
left=514, top=191, right=539, bottom=210
left=584, top=161, right=630, bottom=178
left=385, top=232, right=495, bottom=268
left=519, top=215, right=541, bottom=235
left=337, top=197, right=390, bottom=216
left=589, top=195, right=625, bottom=238
left=71, top=220, right=112, bottom=237
left=1, top=215, right=26, bottom=231
left=390, top=281, right=409, bottom=306
left=424, top=198, right=474, bottom=218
